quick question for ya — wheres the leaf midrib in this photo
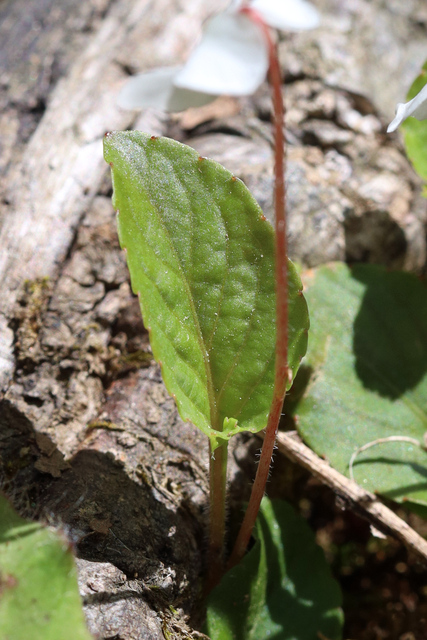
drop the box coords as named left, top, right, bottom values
left=141, top=161, right=221, bottom=432
left=215, top=227, right=266, bottom=410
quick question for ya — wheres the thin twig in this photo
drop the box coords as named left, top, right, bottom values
left=268, top=430, right=427, bottom=564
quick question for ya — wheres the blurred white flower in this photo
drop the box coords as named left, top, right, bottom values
left=118, top=66, right=215, bottom=112
left=387, top=83, right=427, bottom=133
left=118, top=0, right=320, bottom=112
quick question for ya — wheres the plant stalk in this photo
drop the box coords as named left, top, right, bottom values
left=228, top=10, right=288, bottom=570
left=206, top=439, right=228, bottom=591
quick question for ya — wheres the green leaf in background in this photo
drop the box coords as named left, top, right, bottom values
left=291, top=263, right=427, bottom=506
left=205, top=497, right=343, bottom=640
left=403, top=501, right=427, bottom=520
left=104, top=132, right=309, bottom=449
left=0, top=494, right=92, bottom=640
left=401, top=60, right=427, bottom=195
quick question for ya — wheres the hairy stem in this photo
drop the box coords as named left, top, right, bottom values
left=206, top=440, right=228, bottom=590
left=228, top=11, right=288, bottom=570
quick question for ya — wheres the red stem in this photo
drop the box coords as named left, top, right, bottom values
left=228, top=10, right=288, bottom=570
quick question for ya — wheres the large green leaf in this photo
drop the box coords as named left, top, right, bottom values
left=104, top=131, right=309, bottom=449
left=401, top=61, right=427, bottom=195
left=291, top=263, right=427, bottom=505
left=0, top=494, right=92, bottom=640
left=205, top=498, right=343, bottom=640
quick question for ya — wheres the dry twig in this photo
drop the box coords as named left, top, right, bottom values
left=262, top=431, right=427, bottom=564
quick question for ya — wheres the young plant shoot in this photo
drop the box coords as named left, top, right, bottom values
left=104, top=132, right=309, bottom=583
left=106, top=0, right=318, bottom=587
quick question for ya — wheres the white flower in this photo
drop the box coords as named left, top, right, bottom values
left=118, top=0, right=320, bottom=112
left=387, top=83, right=427, bottom=133
left=118, top=67, right=215, bottom=113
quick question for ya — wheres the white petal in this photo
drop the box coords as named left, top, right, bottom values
left=174, top=13, right=268, bottom=96
left=387, top=82, right=427, bottom=132
left=250, top=0, right=320, bottom=31
left=117, top=67, right=215, bottom=112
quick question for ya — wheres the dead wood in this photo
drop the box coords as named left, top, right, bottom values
left=273, top=431, right=427, bottom=565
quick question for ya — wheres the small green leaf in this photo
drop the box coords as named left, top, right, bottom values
left=291, top=263, right=427, bottom=506
left=104, top=131, right=309, bottom=449
left=401, top=61, right=427, bottom=194
left=205, top=497, right=343, bottom=640
left=0, top=494, right=92, bottom=640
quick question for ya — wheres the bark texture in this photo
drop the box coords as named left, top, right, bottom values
left=1, top=0, right=427, bottom=638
